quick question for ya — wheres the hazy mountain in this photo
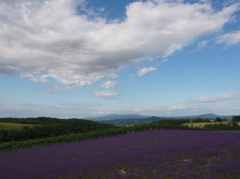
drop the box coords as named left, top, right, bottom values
left=100, top=116, right=166, bottom=125
left=171, top=113, right=233, bottom=120
left=87, top=113, right=235, bottom=125
left=86, top=114, right=149, bottom=121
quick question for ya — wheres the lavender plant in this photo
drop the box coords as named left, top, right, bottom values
left=0, top=130, right=240, bottom=178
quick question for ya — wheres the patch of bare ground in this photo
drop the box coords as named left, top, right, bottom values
left=118, top=169, right=128, bottom=175
left=183, top=159, right=192, bottom=163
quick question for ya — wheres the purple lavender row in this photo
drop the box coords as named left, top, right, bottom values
left=0, top=130, right=240, bottom=178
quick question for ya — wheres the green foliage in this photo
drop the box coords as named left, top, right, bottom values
left=0, top=117, right=56, bottom=124
left=232, top=116, right=240, bottom=122
left=0, top=123, right=38, bottom=130
left=0, top=118, right=118, bottom=142
left=193, top=118, right=203, bottom=122
left=215, top=117, right=228, bottom=122
left=203, top=122, right=239, bottom=130
left=192, top=118, right=211, bottom=123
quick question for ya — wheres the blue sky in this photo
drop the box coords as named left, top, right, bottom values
left=0, top=0, right=240, bottom=118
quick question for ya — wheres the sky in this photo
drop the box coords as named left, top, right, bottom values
left=0, top=0, right=240, bottom=118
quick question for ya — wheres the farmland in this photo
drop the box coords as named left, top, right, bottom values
left=0, top=129, right=240, bottom=178
left=1, top=117, right=240, bottom=152
left=0, top=117, right=240, bottom=178
left=183, top=122, right=240, bottom=128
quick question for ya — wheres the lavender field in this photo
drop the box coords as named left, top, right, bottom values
left=0, top=130, right=240, bottom=179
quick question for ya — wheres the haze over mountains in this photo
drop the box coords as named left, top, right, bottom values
left=86, top=113, right=234, bottom=122
left=87, top=114, right=149, bottom=121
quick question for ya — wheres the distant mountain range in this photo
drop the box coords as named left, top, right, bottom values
left=169, top=113, right=234, bottom=120
left=86, top=114, right=149, bottom=121
left=86, top=113, right=235, bottom=122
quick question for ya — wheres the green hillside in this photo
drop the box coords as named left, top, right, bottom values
left=0, top=117, right=118, bottom=143
left=0, top=123, right=38, bottom=130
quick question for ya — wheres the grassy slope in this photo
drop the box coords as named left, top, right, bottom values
left=0, top=123, right=39, bottom=130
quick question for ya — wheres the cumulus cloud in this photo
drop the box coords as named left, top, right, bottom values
left=0, top=0, right=239, bottom=90
left=137, top=67, right=158, bottom=76
left=93, top=91, right=119, bottom=99
left=101, top=81, right=118, bottom=89
left=191, top=93, right=240, bottom=103
left=217, top=30, right=240, bottom=46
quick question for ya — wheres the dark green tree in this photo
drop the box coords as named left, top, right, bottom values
left=232, top=116, right=240, bottom=121
left=216, top=117, right=223, bottom=122
left=193, top=118, right=203, bottom=122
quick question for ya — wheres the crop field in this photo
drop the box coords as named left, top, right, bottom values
left=0, top=123, right=38, bottom=130
left=0, top=130, right=240, bottom=178
left=183, top=122, right=240, bottom=128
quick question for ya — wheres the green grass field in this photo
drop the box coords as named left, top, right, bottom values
left=0, top=123, right=38, bottom=130
left=183, top=122, right=240, bottom=128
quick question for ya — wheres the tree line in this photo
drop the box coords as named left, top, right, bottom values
left=0, top=117, right=65, bottom=124
left=203, top=121, right=240, bottom=130
left=0, top=118, right=118, bottom=142
left=190, top=115, right=240, bottom=122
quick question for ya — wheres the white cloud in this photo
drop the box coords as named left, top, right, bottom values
left=169, top=105, right=187, bottom=110
left=98, top=111, right=114, bottom=115
left=106, top=73, right=120, bottom=79
left=93, top=91, right=119, bottom=99
left=161, top=58, right=169, bottom=62
left=197, top=40, right=208, bottom=51
left=190, top=40, right=208, bottom=52
left=98, top=7, right=105, bottom=12
left=137, top=67, right=158, bottom=76
left=217, top=30, right=240, bottom=46
left=19, top=73, right=49, bottom=83
left=101, top=81, right=118, bottom=89
left=133, top=109, right=140, bottom=112
left=0, top=0, right=239, bottom=90
left=197, top=40, right=208, bottom=48
left=191, top=93, right=240, bottom=103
